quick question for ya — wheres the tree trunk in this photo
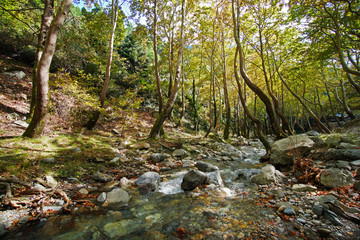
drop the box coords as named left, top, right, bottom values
left=231, top=0, right=283, bottom=140
left=23, top=0, right=73, bottom=138
left=28, top=0, right=54, bottom=120
left=221, top=24, right=231, bottom=139
left=153, top=0, right=163, bottom=113
left=322, top=74, right=341, bottom=127
left=149, top=0, right=186, bottom=138
left=274, top=68, right=331, bottom=134
left=234, top=47, right=271, bottom=158
left=85, top=0, right=119, bottom=130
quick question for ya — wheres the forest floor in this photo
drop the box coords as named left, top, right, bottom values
left=1, top=55, right=360, bottom=239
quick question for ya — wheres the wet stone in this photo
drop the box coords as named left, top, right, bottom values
left=195, top=161, right=219, bottom=172
left=93, top=171, right=113, bottom=182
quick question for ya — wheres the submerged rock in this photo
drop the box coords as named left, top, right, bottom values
left=270, top=134, right=315, bottom=166
left=320, top=168, right=354, bottom=188
left=102, top=188, right=130, bottom=209
left=181, top=170, right=208, bottom=191
left=135, top=172, right=160, bottom=192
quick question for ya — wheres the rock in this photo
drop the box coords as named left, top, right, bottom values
left=350, top=160, right=360, bottom=169
left=79, top=188, right=88, bottom=195
left=110, top=157, right=120, bottom=163
left=182, top=160, right=195, bottom=167
left=42, top=157, right=55, bottom=164
left=338, top=142, right=358, bottom=149
left=324, top=209, right=342, bottom=226
left=181, top=170, right=208, bottom=191
left=313, top=204, right=324, bottom=216
left=14, top=120, right=29, bottom=128
left=100, top=181, right=118, bottom=192
left=250, top=164, right=286, bottom=185
left=129, top=142, right=150, bottom=150
left=356, top=168, right=360, bottom=179
left=97, top=192, right=107, bottom=203
left=45, top=175, right=58, bottom=188
left=3, top=71, right=26, bottom=79
left=120, top=177, right=130, bottom=188
left=208, top=142, right=243, bottom=159
left=207, top=171, right=223, bottom=186
left=270, top=134, right=315, bottom=166
left=135, top=172, right=160, bottom=192
left=0, top=215, right=7, bottom=236
left=324, top=149, right=360, bottom=161
left=306, top=130, right=320, bottom=136
left=149, top=153, right=169, bottom=163
left=292, top=184, right=317, bottom=192
left=195, top=161, right=219, bottom=172
left=102, top=188, right=130, bottom=209
left=93, top=171, right=113, bottom=182
left=320, top=168, right=354, bottom=188
left=283, top=207, right=296, bottom=216
left=335, top=160, right=351, bottom=170
left=173, top=149, right=189, bottom=159
left=32, top=183, right=47, bottom=192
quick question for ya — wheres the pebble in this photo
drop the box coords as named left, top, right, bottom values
left=79, top=188, right=89, bottom=195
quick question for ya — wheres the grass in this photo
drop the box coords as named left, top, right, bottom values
left=0, top=132, right=121, bottom=179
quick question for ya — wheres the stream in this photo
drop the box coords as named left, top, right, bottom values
left=3, top=141, right=299, bottom=240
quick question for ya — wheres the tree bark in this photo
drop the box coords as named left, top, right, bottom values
left=23, top=0, right=73, bottom=138
left=221, top=23, right=231, bottom=140
left=28, top=0, right=54, bottom=120
left=153, top=0, right=163, bottom=112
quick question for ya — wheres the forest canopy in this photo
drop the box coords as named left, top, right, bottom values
left=0, top=0, right=359, bottom=143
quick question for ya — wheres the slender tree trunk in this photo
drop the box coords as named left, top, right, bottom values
left=23, top=0, right=73, bottom=137
left=221, top=25, right=231, bottom=139
left=178, top=61, right=185, bottom=125
left=322, top=74, right=341, bottom=127
left=234, top=47, right=271, bottom=158
left=149, top=0, right=186, bottom=138
left=85, top=0, right=119, bottom=130
left=153, top=0, right=163, bottom=113
left=28, top=0, right=54, bottom=120
left=336, top=80, right=356, bottom=119
left=275, top=69, right=331, bottom=133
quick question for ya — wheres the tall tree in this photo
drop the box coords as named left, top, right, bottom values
left=85, top=0, right=123, bottom=129
left=23, top=0, right=74, bottom=137
left=149, top=0, right=186, bottom=138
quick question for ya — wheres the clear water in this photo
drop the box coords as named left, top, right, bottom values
left=4, top=142, right=295, bottom=239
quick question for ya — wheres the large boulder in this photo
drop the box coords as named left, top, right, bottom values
left=320, top=168, right=354, bottom=188
left=181, top=170, right=209, bottom=191
left=250, top=164, right=286, bottom=185
left=135, top=172, right=160, bottom=192
left=270, top=134, right=315, bottom=166
left=324, top=149, right=360, bottom=161
left=195, top=161, right=219, bottom=172
left=102, top=188, right=130, bottom=209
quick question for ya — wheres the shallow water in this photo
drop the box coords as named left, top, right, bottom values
left=4, top=143, right=294, bottom=240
